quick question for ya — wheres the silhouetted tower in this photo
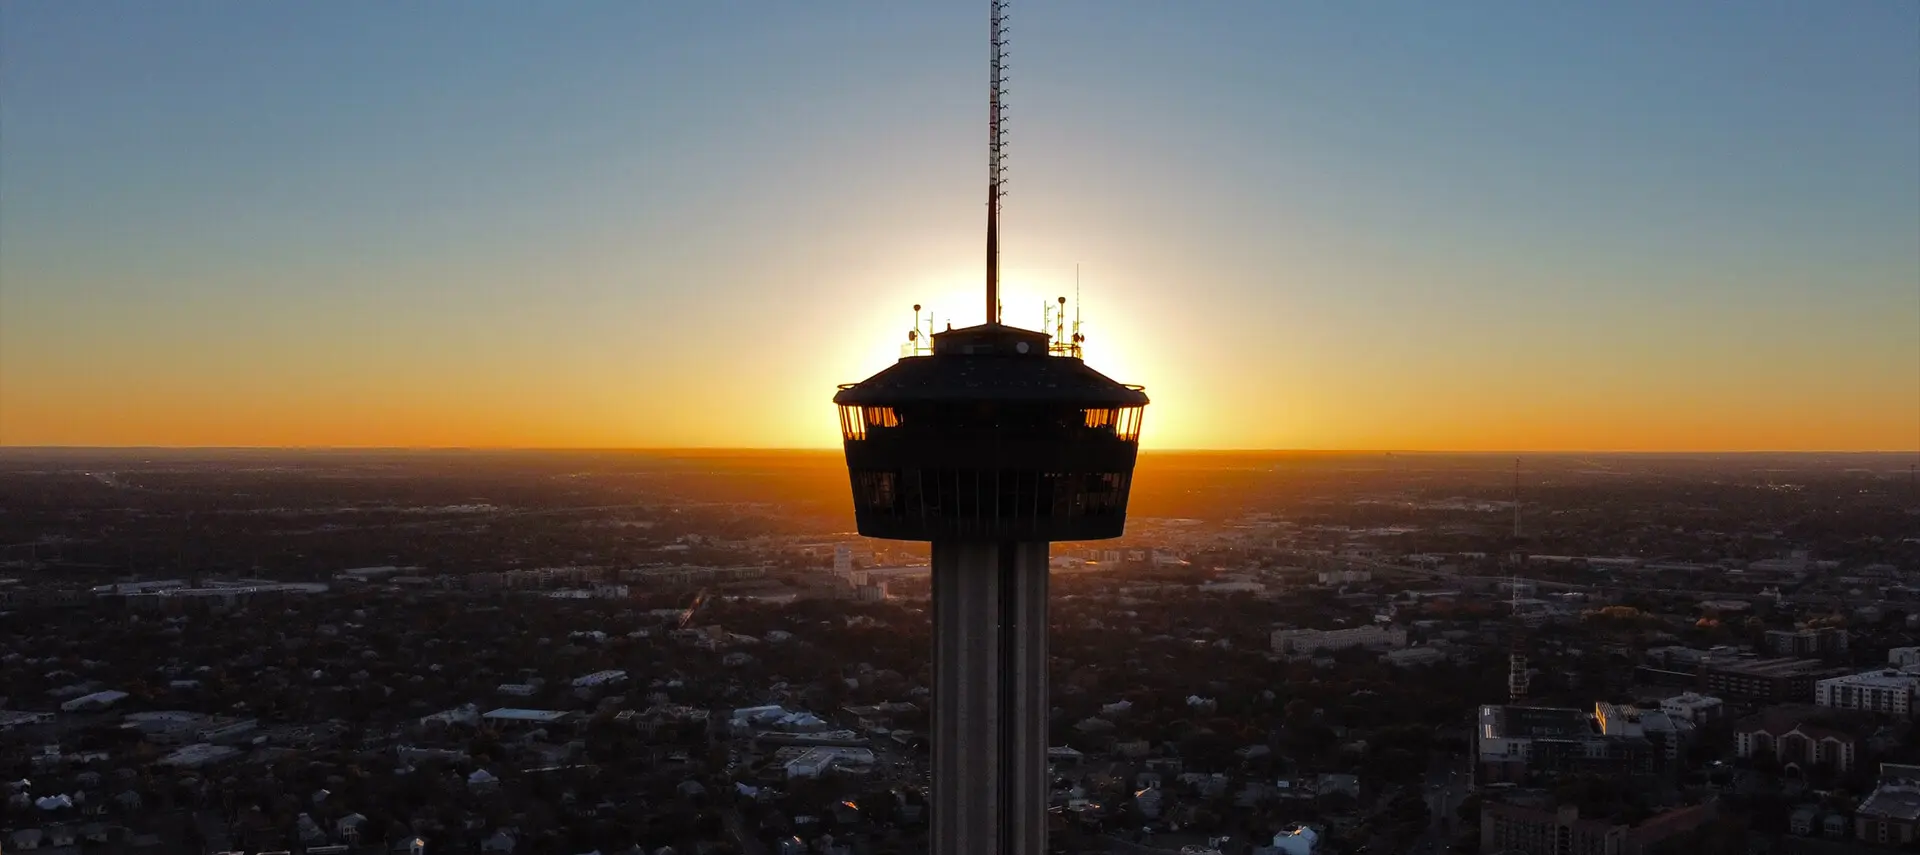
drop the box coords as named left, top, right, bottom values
left=831, top=4, right=1147, bottom=853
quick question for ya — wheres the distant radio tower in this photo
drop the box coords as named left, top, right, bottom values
left=1511, top=457, right=1522, bottom=540
left=1508, top=574, right=1530, bottom=704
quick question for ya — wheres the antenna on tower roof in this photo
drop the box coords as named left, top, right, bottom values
left=905, top=304, right=929, bottom=357
left=1050, top=296, right=1068, bottom=355
left=985, top=0, right=1009, bottom=325
left=1072, top=264, right=1085, bottom=358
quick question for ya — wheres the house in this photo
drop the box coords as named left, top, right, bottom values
left=1790, top=805, right=1819, bottom=835
left=1822, top=812, right=1848, bottom=838
left=295, top=814, right=327, bottom=845
left=1316, top=774, right=1360, bottom=799
left=1269, top=825, right=1319, bottom=855
left=337, top=814, right=368, bottom=843
left=480, top=830, right=517, bottom=853
left=1135, top=786, right=1163, bottom=819
left=467, top=769, right=501, bottom=793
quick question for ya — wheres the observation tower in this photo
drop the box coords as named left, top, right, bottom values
left=831, top=3, right=1148, bottom=852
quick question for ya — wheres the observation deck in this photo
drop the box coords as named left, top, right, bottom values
left=833, top=322, right=1148, bottom=542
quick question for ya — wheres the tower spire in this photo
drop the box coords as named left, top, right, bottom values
left=986, top=0, right=1008, bottom=324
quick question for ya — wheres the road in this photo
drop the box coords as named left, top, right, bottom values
left=721, top=806, right=768, bottom=855
left=1096, top=833, right=1182, bottom=854
left=1415, top=750, right=1474, bottom=853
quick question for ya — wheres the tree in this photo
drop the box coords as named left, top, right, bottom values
left=1456, top=794, right=1482, bottom=825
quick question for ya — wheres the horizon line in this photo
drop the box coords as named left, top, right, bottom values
left=1, top=445, right=1915, bottom=456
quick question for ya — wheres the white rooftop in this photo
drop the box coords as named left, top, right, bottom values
left=482, top=708, right=569, bottom=723
left=1821, top=670, right=1920, bottom=690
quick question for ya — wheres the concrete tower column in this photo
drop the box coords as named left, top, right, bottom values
left=931, top=540, right=1050, bottom=855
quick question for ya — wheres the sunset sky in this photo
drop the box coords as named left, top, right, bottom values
left=3, top=2, right=1916, bottom=451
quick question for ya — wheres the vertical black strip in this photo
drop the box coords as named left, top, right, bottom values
left=997, top=542, right=1018, bottom=855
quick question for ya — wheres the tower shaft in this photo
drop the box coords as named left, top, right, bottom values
left=931, top=540, right=1049, bottom=855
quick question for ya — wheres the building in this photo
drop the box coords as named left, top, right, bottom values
left=1480, top=804, right=1625, bottom=855
left=784, top=747, right=876, bottom=779
left=1891, top=648, right=1920, bottom=669
left=481, top=709, right=571, bottom=729
left=1701, top=658, right=1850, bottom=703
left=1856, top=763, right=1920, bottom=847
left=1475, top=704, right=1672, bottom=784
left=1767, top=627, right=1849, bottom=658
left=571, top=670, right=628, bottom=690
left=1816, top=669, right=1920, bottom=717
left=0, top=711, right=56, bottom=730
left=731, top=705, right=833, bottom=734
left=1657, top=693, right=1724, bottom=724
left=1270, top=625, right=1408, bottom=655
left=1383, top=647, right=1449, bottom=668
left=157, top=743, right=242, bottom=769
left=1645, top=645, right=1740, bottom=672
left=826, top=4, right=1148, bottom=851
left=60, top=689, right=129, bottom=712
left=1316, top=569, right=1370, bottom=586
left=1733, top=706, right=1861, bottom=774
left=1478, top=802, right=1715, bottom=855
left=1593, top=703, right=1684, bottom=764
left=1268, top=825, right=1319, bottom=855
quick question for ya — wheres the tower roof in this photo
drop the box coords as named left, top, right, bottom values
left=834, top=323, right=1146, bottom=407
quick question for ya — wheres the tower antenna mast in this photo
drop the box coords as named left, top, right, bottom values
left=986, top=0, right=1009, bottom=324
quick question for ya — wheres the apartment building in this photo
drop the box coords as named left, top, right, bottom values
left=1766, top=627, right=1849, bottom=659
left=1701, top=658, right=1850, bottom=703
left=1269, top=625, right=1406, bottom=655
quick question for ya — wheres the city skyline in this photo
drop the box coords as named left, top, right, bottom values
left=3, top=1, right=1917, bottom=452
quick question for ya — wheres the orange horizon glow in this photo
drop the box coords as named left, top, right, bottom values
left=12, top=279, right=1911, bottom=452
left=3, top=279, right=1916, bottom=454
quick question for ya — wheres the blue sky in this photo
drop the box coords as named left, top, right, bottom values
left=3, top=1, right=1916, bottom=449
